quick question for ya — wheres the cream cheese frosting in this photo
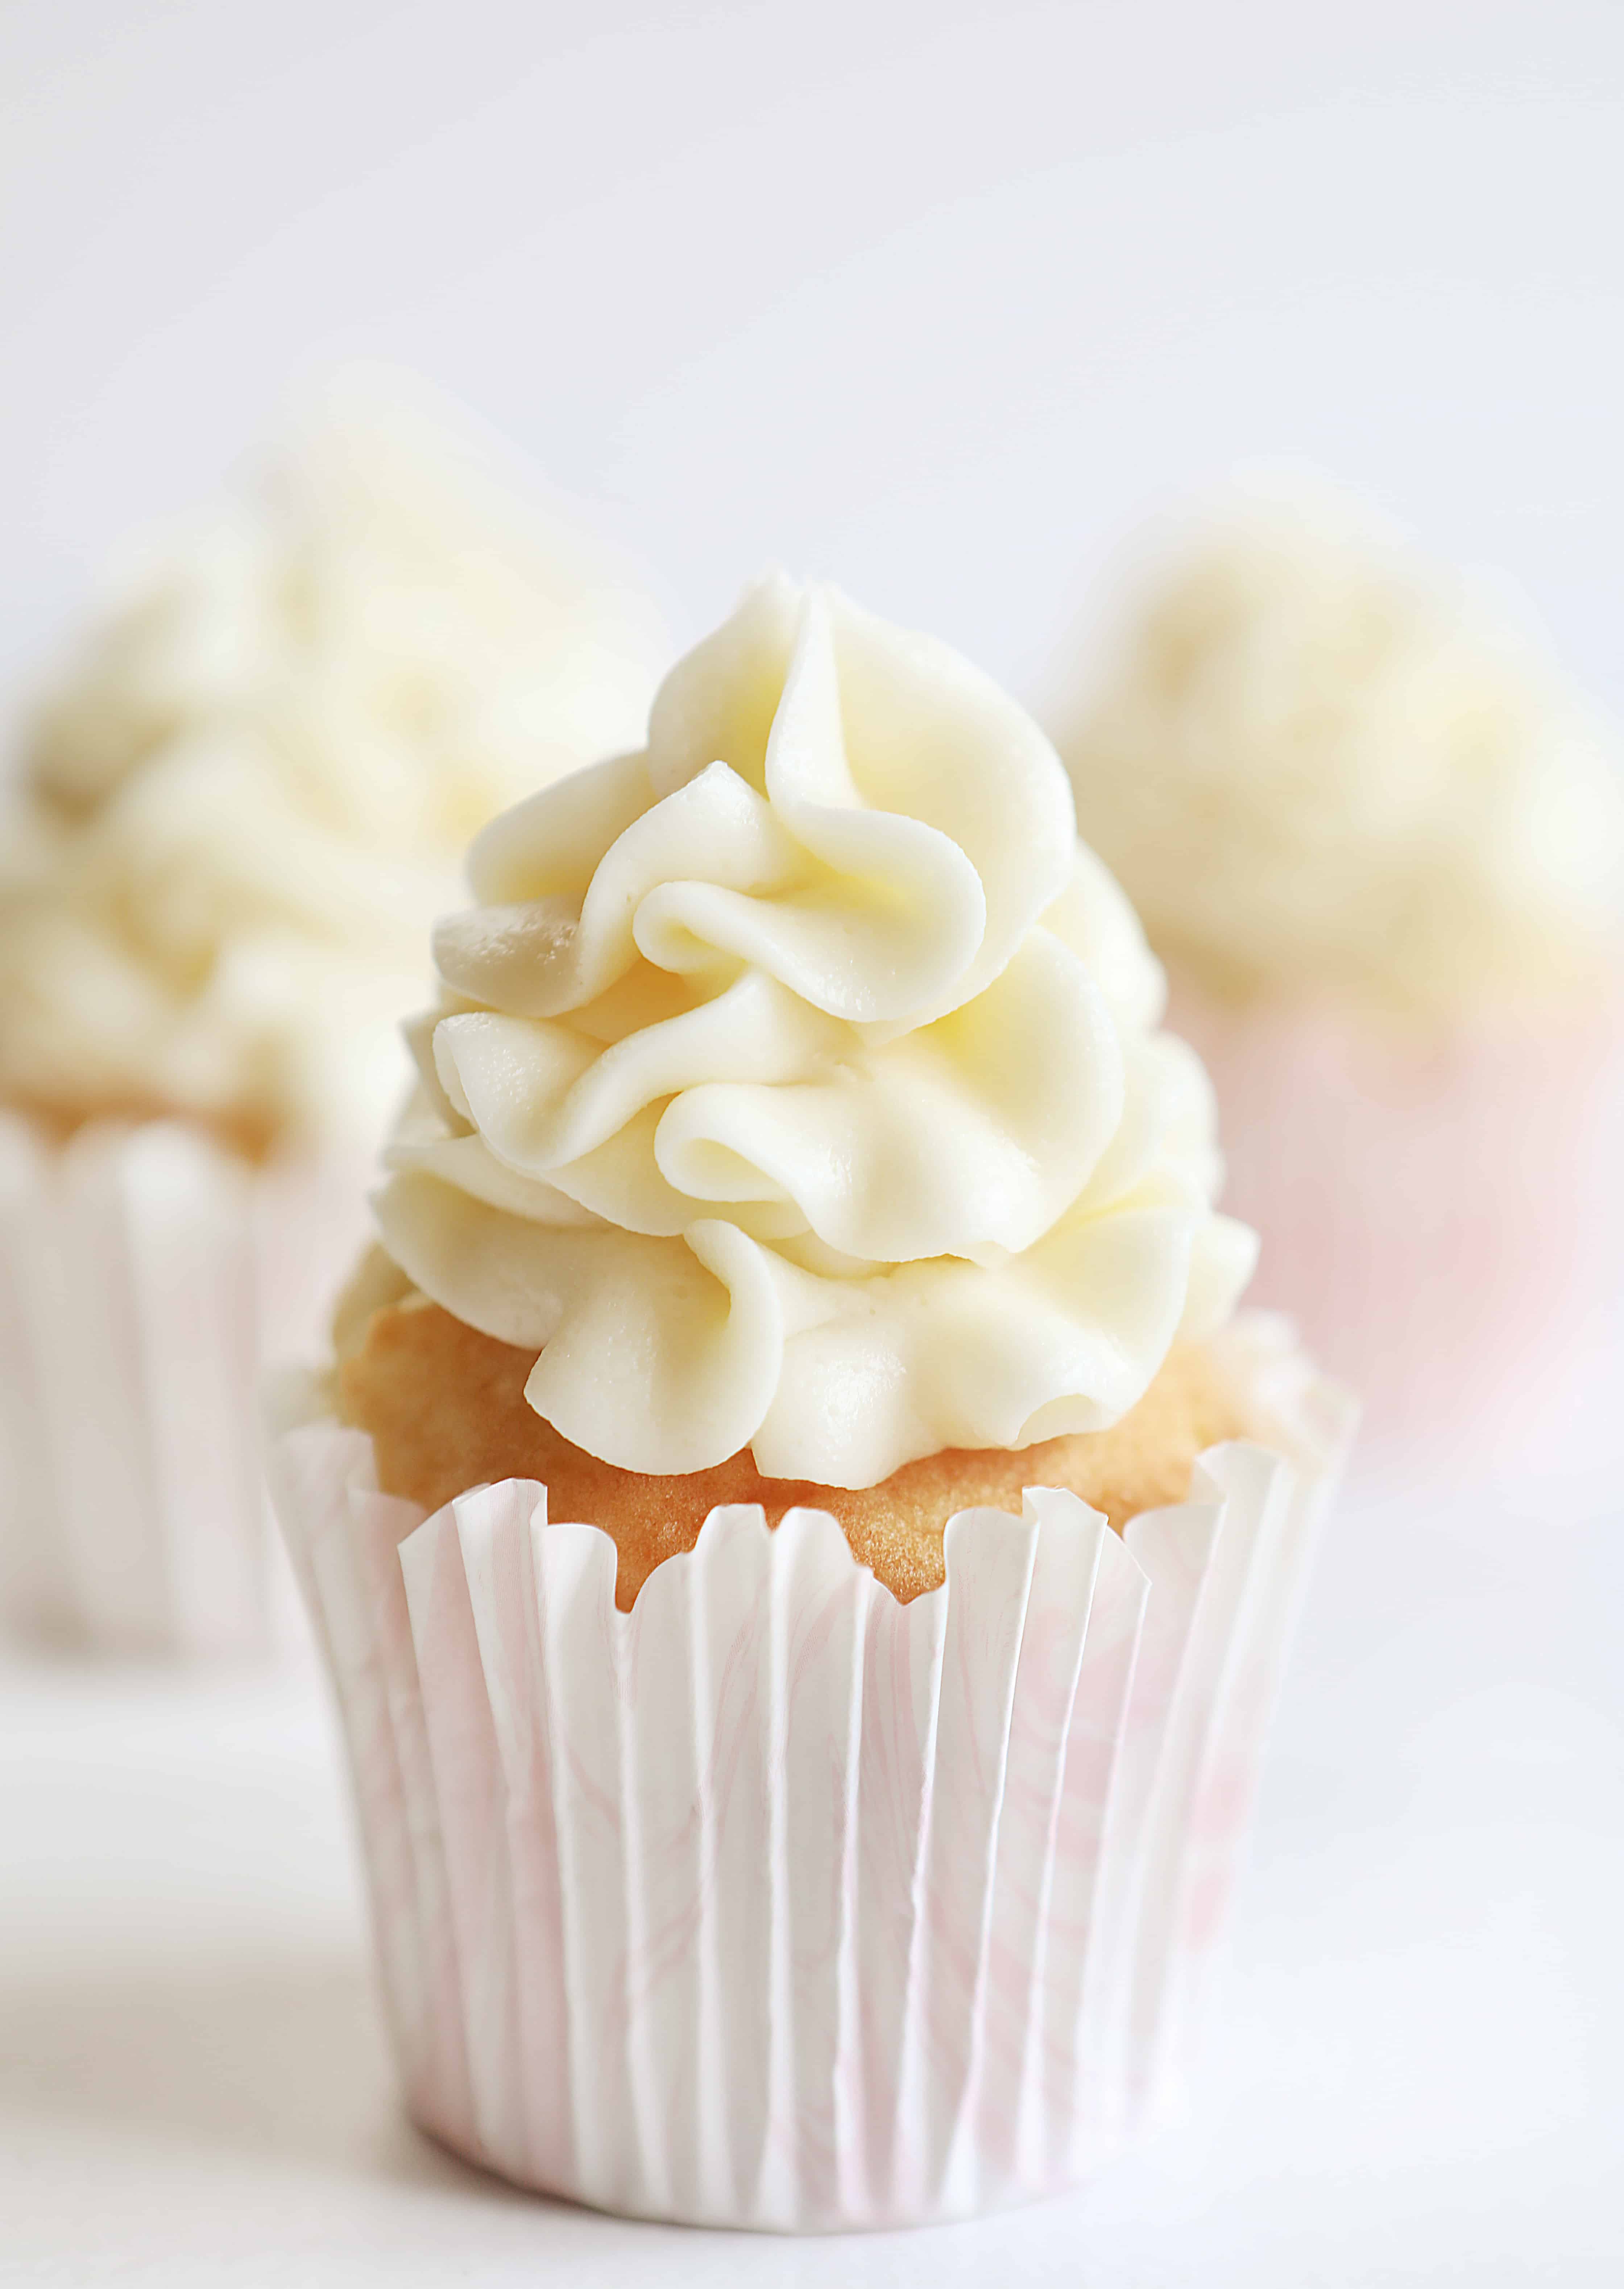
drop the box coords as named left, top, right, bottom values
left=0, top=401, right=670, bottom=1151
left=375, top=573, right=1256, bottom=1487
left=1053, top=498, right=1624, bottom=1022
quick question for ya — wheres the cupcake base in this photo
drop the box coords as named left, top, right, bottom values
left=0, top=1110, right=368, bottom=1659
left=270, top=1313, right=1351, bottom=2230
left=1169, top=975, right=1624, bottom=1471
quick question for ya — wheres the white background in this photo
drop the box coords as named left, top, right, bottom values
left=3, top=4, right=1623, bottom=2282
left=5, top=2, right=1624, bottom=712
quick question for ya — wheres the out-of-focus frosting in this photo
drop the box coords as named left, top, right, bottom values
left=1054, top=500, right=1624, bottom=1022
left=0, top=401, right=670, bottom=1151
left=376, top=574, right=1256, bottom=1487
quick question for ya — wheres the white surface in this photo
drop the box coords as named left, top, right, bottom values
left=4, top=1415, right=1622, bottom=2285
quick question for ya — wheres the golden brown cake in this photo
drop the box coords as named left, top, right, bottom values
left=339, top=1293, right=1247, bottom=1609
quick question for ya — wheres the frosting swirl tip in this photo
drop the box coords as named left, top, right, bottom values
left=380, top=573, right=1253, bottom=1486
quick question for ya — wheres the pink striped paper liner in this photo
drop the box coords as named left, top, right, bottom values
left=1171, top=976, right=1624, bottom=1473
left=0, top=1109, right=369, bottom=1658
left=270, top=1313, right=1350, bottom=2230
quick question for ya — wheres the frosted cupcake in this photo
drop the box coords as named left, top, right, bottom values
left=1049, top=493, right=1624, bottom=1466
left=271, top=574, right=1352, bottom=2228
left=0, top=396, right=669, bottom=1656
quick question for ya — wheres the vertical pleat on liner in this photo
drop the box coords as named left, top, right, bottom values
left=271, top=1313, right=1352, bottom=2231
left=0, top=1109, right=367, bottom=1658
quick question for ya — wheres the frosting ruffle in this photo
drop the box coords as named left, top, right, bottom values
left=378, top=575, right=1255, bottom=1487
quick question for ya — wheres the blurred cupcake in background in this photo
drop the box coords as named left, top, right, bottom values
left=0, top=380, right=671, bottom=1656
left=1048, top=485, right=1624, bottom=1471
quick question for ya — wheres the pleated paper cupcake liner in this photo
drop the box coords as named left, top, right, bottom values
left=1170, top=975, right=1624, bottom=1468
left=0, top=1109, right=369, bottom=1660
left=269, top=1312, right=1351, bottom=2231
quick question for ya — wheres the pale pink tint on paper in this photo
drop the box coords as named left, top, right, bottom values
left=0, top=1111, right=369, bottom=1657
left=270, top=1316, right=1351, bottom=2232
left=1172, top=979, right=1624, bottom=1470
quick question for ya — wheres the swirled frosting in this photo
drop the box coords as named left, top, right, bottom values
left=0, top=400, right=670, bottom=1151
left=376, top=574, right=1256, bottom=1487
left=1053, top=496, right=1624, bottom=1022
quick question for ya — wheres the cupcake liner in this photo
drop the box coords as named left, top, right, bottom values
left=270, top=1312, right=1351, bottom=2231
left=0, top=1110, right=369, bottom=1659
left=1170, top=976, right=1624, bottom=1469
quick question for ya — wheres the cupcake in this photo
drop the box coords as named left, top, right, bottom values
left=0, top=392, right=669, bottom=1656
left=270, top=573, right=1352, bottom=2228
left=1049, top=490, right=1624, bottom=1468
